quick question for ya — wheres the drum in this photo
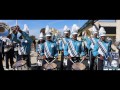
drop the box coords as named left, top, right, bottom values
left=43, top=63, right=57, bottom=70
left=12, top=60, right=28, bottom=70
left=72, top=62, right=86, bottom=70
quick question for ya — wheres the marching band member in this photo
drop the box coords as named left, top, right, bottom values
left=36, top=32, right=45, bottom=66
left=81, top=31, right=90, bottom=57
left=11, top=26, right=20, bottom=62
left=42, top=26, right=58, bottom=69
left=93, top=27, right=111, bottom=70
left=3, top=34, right=14, bottom=70
left=84, top=26, right=99, bottom=70
left=13, top=41, right=19, bottom=61
left=1, top=26, right=20, bottom=70
left=64, top=24, right=86, bottom=70
left=37, top=32, right=44, bottom=55
left=0, top=36, right=4, bottom=70
left=59, top=25, right=71, bottom=69
left=13, top=25, right=33, bottom=69
left=59, top=25, right=71, bottom=51
left=52, top=33, right=60, bottom=54
left=38, top=28, right=46, bottom=45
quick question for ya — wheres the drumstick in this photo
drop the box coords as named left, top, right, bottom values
left=80, top=55, right=86, bottom=63
left=44, top=57, right=57, bottom=70
left=50, top=59, right=55, bottom=64
left=45, top=58, right=56, bottom=64
left=44, top=60, right=50, bottom=70
left=80, top=59, right=84, bottom=63
left=48, top=58, right=57, bottom=70
left=45, top=60, right=49, bottom=64
left=45, top=58, right=55, bottom=64
left=69, top=59, right=75, bottom=64
left=44, top=59, right=55, bottom=70
left=50, top=57, right=57, bottom=63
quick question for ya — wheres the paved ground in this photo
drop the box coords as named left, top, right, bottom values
left=3, top=50, right=38, bottom=70
left=2, top=49, right=64, bottom=70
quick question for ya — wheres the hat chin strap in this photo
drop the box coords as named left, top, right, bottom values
left=72, top=36, right=77, bottom=40
left=100, top=37, right=105, bottom=41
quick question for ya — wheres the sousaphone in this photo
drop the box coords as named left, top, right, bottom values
left=0, top=22, right=16, bottom=53
left=0, top=22, right=12, bottom=36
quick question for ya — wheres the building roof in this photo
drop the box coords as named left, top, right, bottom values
left=78, top=20, right=98, bottom=36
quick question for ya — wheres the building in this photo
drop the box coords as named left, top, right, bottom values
left=78, top=20, right=120, bottom=43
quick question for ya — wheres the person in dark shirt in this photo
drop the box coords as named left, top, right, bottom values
left=0, top=39, right=4, bottom=70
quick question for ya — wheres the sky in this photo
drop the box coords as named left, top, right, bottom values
left=0, top=20, right=115, bottom=38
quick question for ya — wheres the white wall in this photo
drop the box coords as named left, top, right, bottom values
left=116, top=20, right=120, bottom=42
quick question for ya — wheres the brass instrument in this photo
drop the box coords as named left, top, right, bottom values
left=0, top=22, right=15, bottom=52
left=0, top=22, right=13, bottom=36
left=85, top=29, right=92, bottom=37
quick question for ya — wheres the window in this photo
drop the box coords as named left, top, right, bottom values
left=104, top=27, right=116, bottom=34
